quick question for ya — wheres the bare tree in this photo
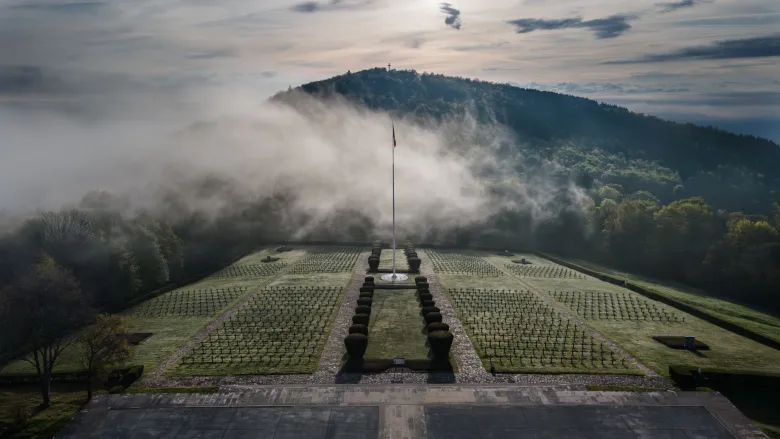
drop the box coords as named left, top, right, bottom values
left=76, top=314, right=134, bottom=401
left=1, top=254, right=90, bottom=408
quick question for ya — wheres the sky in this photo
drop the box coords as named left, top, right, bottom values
left=0, top=0, right=779, bottom=140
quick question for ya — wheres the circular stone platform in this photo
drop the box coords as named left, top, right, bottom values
left=380, top=273, right=409, bottom=282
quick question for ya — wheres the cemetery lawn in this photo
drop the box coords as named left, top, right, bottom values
left=364, top=290, right=429, bottom=360
left=550, top=256, right=780, bottom=345
left=508, top=258, right=780, bottom=376
left=0, top=384, right=87, bottom=439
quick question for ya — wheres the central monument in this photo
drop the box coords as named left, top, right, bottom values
left=381, top=121, right=408, bottom=283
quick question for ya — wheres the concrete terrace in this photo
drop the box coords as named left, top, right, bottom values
left=55, top=385, right=767, bottom=439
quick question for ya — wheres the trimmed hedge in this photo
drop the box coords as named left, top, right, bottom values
left=359, top=292, right=373, bottom=299
left=0, top=365, right=145, bottom=387
left=428, top=330, right=454, bottom=358
left=417, top=288, right=430, bottom=296
left=349, top=324, right=368, bottom=335
left=421, top=306, right=440, bottom=316
left=419, top=293, right=433, bottom=302
left=417, top=282, right=429, bottom=290
left=345, top=333, right=368, bottom=358
left=427, top=322, right=449, bottom=332
left=357, top=297, right=373, bottom=307
left=422, top=300, right=436, bottom=307
left=359, top=286, right=374, bottom=293
left=424, top=312, right=443, bottom=324
left=364, top=276, right=375, bottom=283
left=355, top=305, right=372, bottom=316
left=352, top=314, right=370, bottom=325
left=415, top=276, right=427, bottom=283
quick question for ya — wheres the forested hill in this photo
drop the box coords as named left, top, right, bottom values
left=273, top=68, right=780, bottom=213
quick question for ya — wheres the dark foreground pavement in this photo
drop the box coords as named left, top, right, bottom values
left=55, top=385, right=767, bottom=439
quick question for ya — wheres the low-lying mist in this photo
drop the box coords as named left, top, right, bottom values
left=0, top=86, right=588, bottom=243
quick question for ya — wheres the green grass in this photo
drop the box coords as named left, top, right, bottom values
left=378, top=249, right=409, bottom=271
left=0, top=384, right=87, bottom=439
left=171, top=286, right=345, bottom=375
left=286, top=247, right=362, bottom=274
left=364, top=290, right=430, bottom=360
left=555, top=256, right=780, bottom=345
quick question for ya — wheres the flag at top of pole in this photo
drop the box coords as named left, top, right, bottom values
left=393, top=123, right=396, bottom=148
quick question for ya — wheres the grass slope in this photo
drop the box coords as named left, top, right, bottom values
left=364, top=290, right=429, bottom=360
left=502, top=257, right=780, bottom=375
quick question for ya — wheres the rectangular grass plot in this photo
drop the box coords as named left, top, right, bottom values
left=287, top=247, right=362, bottom=274
left=503, top=264, right=586, bottom=279
left=132, top=287, right=248, bottom=317
left=549, top=291, right=685, bottom=323
left=174, top=286, right=344, bottom=374
left=446, top=288, right=637, bottom=374
left=427, top=251, right=504, bottom=277
left=209, top=262, right=288, bottom=278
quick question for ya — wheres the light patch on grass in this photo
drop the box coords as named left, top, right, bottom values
left=364, top=290, right=429, bottom=360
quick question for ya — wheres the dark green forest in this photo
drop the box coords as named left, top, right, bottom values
left=2, top=68, right=780, bottom=367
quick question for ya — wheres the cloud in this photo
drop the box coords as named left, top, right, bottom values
left=452, top=42, right=508, bottom=52
left=656, top=0, right=709, bottom=13
left=603, top=34, right=780, bottom=63
left=187, top=49, right=237, bottom=60
left=506, top=14, right=637, bottom=39
left=440, top=3, right=462, bottom=30
left=291, top=0, right=376, bottom=13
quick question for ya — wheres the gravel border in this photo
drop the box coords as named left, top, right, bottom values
left=417, top=249, right=493, bottom=383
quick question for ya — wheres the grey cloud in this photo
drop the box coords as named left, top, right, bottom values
left=604, top=91, right=780, bottom=107
left=187, top=49, right=237, bottom=60
left=9, top=1, right=106, bottom=13
left=291, top=0, right=376, bottom=13
left=440, top=3, right=462, bottom=30
left=656, top=0, right=708, bottom=13
left=519, top=81, right=690, bottom=95
left=506, top=14, right=637, bottom=39
left=603, top=34, right=780, bottom=63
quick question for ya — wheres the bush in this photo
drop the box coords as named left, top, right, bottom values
left=120, top=365, right=144, bottom=388
left=427, top=322, right=449, bottom=332
left=344, top=333, right=368, bottom=358
left=408, top=258, right=421, bottom=272
left=417, top=282, right=429, bottom=290
left=419, top=293, right=433, bottom=302
left=357, top=297, right=373, bottom=307
left=356, top=305, right=372, bottom=315
left=359, top=292, right=373, bottom=299
left=352, top=314, right=370, bottom=325
left=349, top=324, right=368, bottom=335
left=359, top=286, right=374, bottom=293
left=428, top=331, right=454, bottom=358
left=422, top=306, right=440, bottom=316
left=109, top=385, right=125, bottom=394
left=417, top=287, right=429, bottom=295
left=424, top=312, right=443, bottom=324
left=364, top=276, right=375, bottom=283
left=422, top=300, right=436, bottom=307
left=415, top=276, right=427, bottom=283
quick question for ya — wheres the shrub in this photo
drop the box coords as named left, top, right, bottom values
left=357, top=297, right=373, bottom=307
left=422, top=300, right=436, bottom=308
left=362, top=282, right=374, bottom=289
left=352, top=314, right=370, bottom=325
left=120, top=365, right=144, bottom=388
left=427, top=322, right=449, bottom=332
left=419, top=293, right=433, bottom=302
left=365, top=276, right=375, bottom=283
left=422, top=306, right=440, bottom=316
left=408, top=258, right=421, bottom=272
left=415, top=276, right=427, bottom=283
left=359, top=292, right=373, bottom=299
left=356, top=305, right=372, bottom=316
left=417, top=282, right=429, bottom=290
left=428, top=331, right=454, bottom=358
left=359, top=286, right=374, bottom=293
left=424, top=312, right=443, bottom=324
left=349, top=324, right=368, bottom=335
left=344, top=333, right=368, bottom=358
left=109, top=385, right=125, bottom=394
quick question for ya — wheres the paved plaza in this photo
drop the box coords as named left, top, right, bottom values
left=55, top=385, right=766, bottom=439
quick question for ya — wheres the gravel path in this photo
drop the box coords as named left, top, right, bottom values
left=417, top=249, right=493, bottom=383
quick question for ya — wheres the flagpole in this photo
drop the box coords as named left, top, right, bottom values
left=392, top=121, right=396, bottom=280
